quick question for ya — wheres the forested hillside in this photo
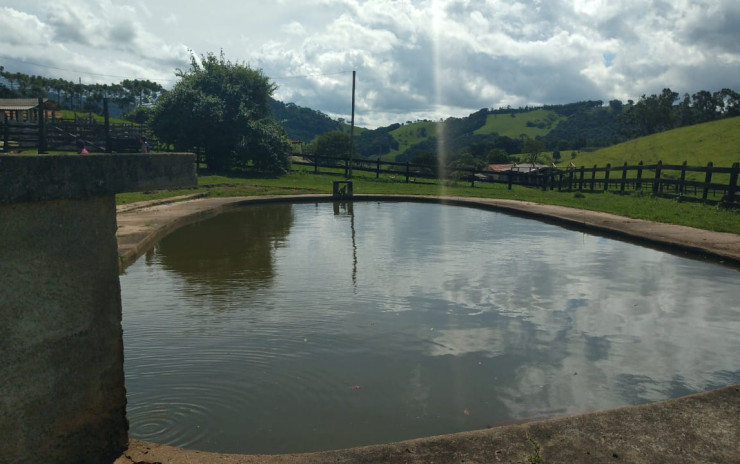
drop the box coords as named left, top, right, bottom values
left=268, top=100, right=341, bottom=142
left=3, top=67, right=739, bottom=167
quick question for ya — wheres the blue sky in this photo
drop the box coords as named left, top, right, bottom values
left=2, top=0, right=739, bottom=127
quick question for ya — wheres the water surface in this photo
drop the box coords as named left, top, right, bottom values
left=120, top=201, right=740, bottom=454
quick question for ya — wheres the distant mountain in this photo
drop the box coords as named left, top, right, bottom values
left=273, top=86, right=740, bottom=166
left=269, top=99, right=341, bottom=143
left=270, top=98, right=628, bottom=162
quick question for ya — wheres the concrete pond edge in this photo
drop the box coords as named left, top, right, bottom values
left=115, top=194, right=740, bottom=463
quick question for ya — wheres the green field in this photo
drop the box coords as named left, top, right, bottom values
left=116, top=162, right=740, bottom=235
left=384, top=121, right=439, bottom=160
left=113, top=117, right=740, bottom=235
left=564, top=117, right=740, bottom=169
left=57, top=110, right=131, bottom=125
left=475, top=109, right=566, bottom=138
left=372, top=110, right=566, bottom=161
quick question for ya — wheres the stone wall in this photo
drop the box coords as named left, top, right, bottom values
left=0, top=154, right=196, bottom=464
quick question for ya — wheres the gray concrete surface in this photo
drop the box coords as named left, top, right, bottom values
left=0, top=153, right=196, bottom=204
left=114, top=194, right=740, bottom=464
left=0, top=153, right=196, bottom=464
left=116, top=385, right=740, bottom=463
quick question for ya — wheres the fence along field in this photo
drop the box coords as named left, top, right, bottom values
left=1, top=98, right=146, bottom=153
left=297, top=154, right=739, bottom=207
left=2, top=98, right=737, bottom=207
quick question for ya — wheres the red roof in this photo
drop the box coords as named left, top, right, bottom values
left=486, top=164, right=515, bottom=172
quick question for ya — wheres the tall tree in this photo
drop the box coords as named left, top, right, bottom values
left=312, top=131, right=351, bottom=160
left=150, top=51, right=291, bottom=173
left=522, top=138, right=546, bottom=166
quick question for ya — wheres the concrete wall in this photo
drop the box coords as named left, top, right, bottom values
left=0, top=154, right=196, bottom=464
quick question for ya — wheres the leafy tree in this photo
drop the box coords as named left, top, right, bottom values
left=356, top=128, right=399, bottom=157
left=691, top=90, right=719, bottom=123
left=621, top=88, right=679, bottom=136
left=448, top=153, right=485, bottom=181
left=410, top=150, right=438, bottom=176
left=522, top=138, right=546, bottom=166
left=717, top=88, right=740, bottom=117
left=486, top=148, right=510, bottom=164
left=123, top=105, right=154, bottom=124
left=150, top=51, right=291, bottom=173
left=312, top=131, right=351, bottom=161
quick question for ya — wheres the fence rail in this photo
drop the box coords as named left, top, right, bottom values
left=1, top=97, right=146, bottom=153
left=297, top=154, right=740, bottom=206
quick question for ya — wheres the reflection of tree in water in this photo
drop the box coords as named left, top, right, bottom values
left=154, top=204, right=294, bottom=292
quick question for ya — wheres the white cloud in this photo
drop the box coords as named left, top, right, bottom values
left=0, top=8, right=52, bottom=46
left=1, top=0, right=739, bottom=127
left=281, top=21, right=306, bottom=36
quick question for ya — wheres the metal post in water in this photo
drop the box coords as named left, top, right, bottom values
left=349, top=70, right=355, bottom=179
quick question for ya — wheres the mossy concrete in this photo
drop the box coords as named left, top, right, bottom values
left=117, top=385, right=740, bottom=463
left=0, top=153, right=196, bottom=464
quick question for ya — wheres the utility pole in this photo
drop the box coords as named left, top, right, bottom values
left=349, top=70, right=356, bottom=179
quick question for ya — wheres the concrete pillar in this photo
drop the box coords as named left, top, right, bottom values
left=0, top=154, right=196, bottom=464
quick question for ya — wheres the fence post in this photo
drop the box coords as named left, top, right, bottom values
left=653, top=161, right=663, bottom=195
left=590, top=165, right=597, bottom=191
left=636, top=161, right=643, bottom=191
left=2, top=113, right=8, bottom=153
left=344, top=158, right=349, bottom=177
left=727, top=162, right=739, bottom=205
left=702, top=162, right=713, bottom=202
left=679, top=161, right=687, bottom=195
left=603, top=163, right=611, bottom=191
left=578, top=166, right=585, bottom=191
left=541, top=169, right=548, bottom=191
left=314, top=155, right=319, bottom=174
left=405, top=162, right=410, bottom=183
left=37, top=97, right=46, bottom=154
left=507, top=170, right=513, bottom=190
left=376, top=157, right=380, bottom=178
left=104, top=98, right=111, bottom=153
left=568, top=168, right=574, bottom=192
left=470, top=169, right=476, bottom=188
left=557, top=171, right=563, bottom=191
left=620, top=162, right=628, bottom=194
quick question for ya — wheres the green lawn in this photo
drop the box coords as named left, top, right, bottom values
left=116, top=163, right=740, bottom=234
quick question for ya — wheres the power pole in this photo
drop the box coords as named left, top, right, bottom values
left=349, top=70, right=356, bottom=179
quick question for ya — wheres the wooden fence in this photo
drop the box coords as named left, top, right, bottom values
left=1, top=98, right=147, bottom=153
left=296, top=155, right=740, bottom=206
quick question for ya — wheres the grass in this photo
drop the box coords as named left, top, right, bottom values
left=384, top=121, right=439, bottom=161
left=115, top=163, right=740, bottom=234
left=374, top=110, right=566, bottom=161
left=562, top=117, right=740, bottom=178
left=526, top=433, right=543, bottom=464
left=58, top=109, right=131, bottom=124
left=475, top=109, right=566, bottom=138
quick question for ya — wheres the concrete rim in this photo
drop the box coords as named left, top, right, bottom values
left=115, top=194, right=740, bottom=464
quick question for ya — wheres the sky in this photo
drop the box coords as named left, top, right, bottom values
left=1, top=0, right=739, bottom=128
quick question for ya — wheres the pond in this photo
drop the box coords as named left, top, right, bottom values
left=120, top=201, right=740, bottom=454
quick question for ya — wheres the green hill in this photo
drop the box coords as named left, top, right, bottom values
left=385, top=121, right=438, bottom=160
left=565, top=116, right=740, bottom=168
left=475, top=109, right=565, bottom=138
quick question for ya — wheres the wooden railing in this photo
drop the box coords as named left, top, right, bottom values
left=296, top=155, right=739, bottom=206
left=1, top=98, right=147, bottom=153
